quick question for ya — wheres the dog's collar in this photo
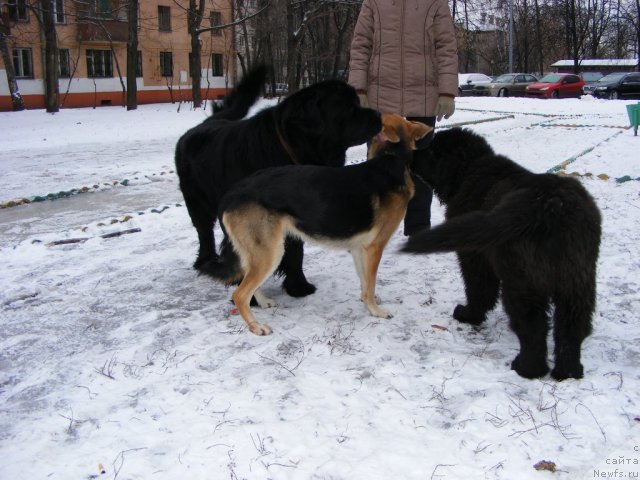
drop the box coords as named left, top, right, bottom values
left=273, top=117, right=299, bottom=165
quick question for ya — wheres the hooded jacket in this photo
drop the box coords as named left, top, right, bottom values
left=348, top=0, right=459, bottom=117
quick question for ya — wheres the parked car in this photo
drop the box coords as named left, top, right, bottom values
left=525, top=73, right=585, bottom=99
left=265, top=82, right=289, bottom=96
left=581, top=72, right=605, bottom=95
left=473, top=73, right=538, bottom=97
left=458, top=73, right=493, bottom=96
left=587, top=72, right=640, bottom=100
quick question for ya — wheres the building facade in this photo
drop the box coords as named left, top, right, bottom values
left=0, top=0, right=235, bottom=110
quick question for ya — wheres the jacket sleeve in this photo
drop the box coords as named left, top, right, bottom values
left=432, top=0, right=459, bottom=97
left=348, top=0, right=374, bottom=92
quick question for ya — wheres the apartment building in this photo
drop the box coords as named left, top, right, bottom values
left=0, top=0, right=235, bottom=110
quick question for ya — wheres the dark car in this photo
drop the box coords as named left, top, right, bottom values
left=525, top=73, right=585, bottom=99
left=588, top=72, right=640, bottom=100
left=581, top=72, right=604, bottom=95
left=473, top=73, right=538, bottom=97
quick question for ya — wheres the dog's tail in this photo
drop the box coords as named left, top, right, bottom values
left=401, top=189, right=562, bottom=254
left=197, top=236, right=244, bottom=284
left=211, top=65, right=268, bottom=121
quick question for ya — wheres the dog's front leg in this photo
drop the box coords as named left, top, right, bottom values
left=279, top=237, right=317, bottom=297
left=352, top=245, right=392, bottom=319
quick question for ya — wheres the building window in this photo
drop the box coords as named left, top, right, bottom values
left=77, top=0, right=126, bottom=20
left=160, top=51, right=173, bottom=77
left=13, top=48, right=33, bottom=77
left=97, top=0, right=118, bottom=18
left=54, top=0, right=65, bottom=23
left=158, top=6, right=171, bottom=31
left=59, top=49, right=70, bottom=77
left=210, top=11, right=222, bottom=36
left=212, top=53, right=223, bottom=77
left=86, top=49, right=113, bottom=77
left=8, top=0, right=28, bottom=22
left=136, top=51, right=143, bottom=77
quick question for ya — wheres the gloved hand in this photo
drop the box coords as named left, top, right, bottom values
left=357, top=91, right=369, bottom=108
left=435, top=95, right=455, bottom=121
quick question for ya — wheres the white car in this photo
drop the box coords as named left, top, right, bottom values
left=458, top=73, right=493, bottom=96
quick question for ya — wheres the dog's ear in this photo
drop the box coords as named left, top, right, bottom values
left=367, top=124, right=400, bottom=159
left=381, top=123, right=401, bottom=143
left=409, top=121, right=433, bottom=143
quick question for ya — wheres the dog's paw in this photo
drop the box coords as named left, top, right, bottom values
left=453, top=304, right=485, bottom=326
left=260, top=298, right=278, bottom=309
left=551, top=363, right=584, bottom=381
left=368, top=305, right=393, bottom=319
left=249, top=322, right=273, bottom=336
left=254, top=290, right=278, bottom=309
left=511, top=355, right=550, bottom=379
left=194, top=253, right=216, bottom=270
left=283, top=277, right=317, bottom=298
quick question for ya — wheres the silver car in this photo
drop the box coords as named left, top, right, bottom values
left=473, top=73, right=538, bottom=97
left=458, top=73, right=493, bottom=96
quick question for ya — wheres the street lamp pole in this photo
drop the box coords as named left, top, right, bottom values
left=508, top=0, right=514, bottom=73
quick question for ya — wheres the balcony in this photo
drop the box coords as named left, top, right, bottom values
left=78, top=20, right=128, bottom=43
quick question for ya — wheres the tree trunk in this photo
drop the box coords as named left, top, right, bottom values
left=188, top=0, right=205, bottom=108
left=285, top=2, right=305, bottom=92
left=0, top=27, right=25, bottom=111
left=636, top=0, right=640, bottom=69
left=40, top=0, right=59, bottom=113
left=126, top=0, right=139, bottom=111
left=533, top=0, right=543, bottom=75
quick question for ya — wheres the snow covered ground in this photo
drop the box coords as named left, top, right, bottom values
left=1, top=95, right=639, bottom=480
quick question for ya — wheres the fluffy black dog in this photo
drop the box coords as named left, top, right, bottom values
left=175, top=66, right=382, bottom=297
left=402, top=128, right=602, bottom=380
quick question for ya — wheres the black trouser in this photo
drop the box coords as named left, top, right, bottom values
left=403, top=116, right=435, bottom=236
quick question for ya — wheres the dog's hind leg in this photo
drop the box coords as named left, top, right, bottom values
left=453, top=253, right=500, bottom=326
left=502, top=286, right=550, bottom=379
left=253, top=288, right=278, bottom=309
left=353, top=244, right=392, bottom=319
left=224, top=209, right=285, bottom=336
left=279, top=237, right=317, bottom=298
left=550, top=292, right=594, bottom=380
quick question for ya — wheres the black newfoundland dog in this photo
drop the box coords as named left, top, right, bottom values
left=402, top=128, right=602, bottom=380
left=175, top=66, right=382, bottom=297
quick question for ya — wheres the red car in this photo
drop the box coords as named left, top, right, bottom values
left=525, top=73, right=585, bottom=99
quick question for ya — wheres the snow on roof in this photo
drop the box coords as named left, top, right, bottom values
left=551, top=59, right=639, bottom=67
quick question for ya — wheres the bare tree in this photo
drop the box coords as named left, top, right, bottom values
left=0, top=15, right=25, bottom=111
left=182, top=0, right=271, bottom=107
left=38, top=0, right=60, bottom=112
left=628, top=0, right=640, bottom=67
left=187, top=0, right=206, bottom=108
left=126, top=0, right=139, bottom=110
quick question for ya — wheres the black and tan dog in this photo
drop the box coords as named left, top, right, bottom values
left=205, top=114, right=432, bottom=335
left=175, top=66, right=382, bottom=299
left=402, top=128, right=602, bottom=380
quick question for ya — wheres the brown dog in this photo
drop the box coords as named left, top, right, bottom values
left=206, top=114, right=432, bottom=335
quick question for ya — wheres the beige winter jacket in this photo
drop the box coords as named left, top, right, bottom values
left=348, top=0, right=459, bottom=117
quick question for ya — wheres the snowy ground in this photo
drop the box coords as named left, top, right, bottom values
left=1, top=96, right=639, bottom=480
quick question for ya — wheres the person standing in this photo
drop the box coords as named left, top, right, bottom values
left=348, top=0, right=459, bottom=235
